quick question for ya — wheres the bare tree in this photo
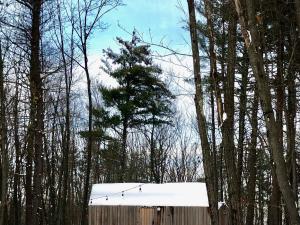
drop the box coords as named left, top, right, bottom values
left=0, top=39, right=8, bottom=225
left=25, top=1, right=44, bottom=225
left=67, top=0, right=122, bottom=223
left=233, top=0, right=300, bottom=224
left=186, top=1, right=219, bottom=224
left=245, top=88, right=258, bottom=225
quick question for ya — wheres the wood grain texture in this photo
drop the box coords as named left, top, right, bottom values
left=89, top=206, right=211, bottom=225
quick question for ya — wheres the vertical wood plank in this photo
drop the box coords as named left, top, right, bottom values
left=94, top=207, right=96, bottom=225
left=89, top=206, right=212, bottom=225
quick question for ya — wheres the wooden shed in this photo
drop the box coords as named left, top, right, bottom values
left=89, top=182, right=211, bottom=225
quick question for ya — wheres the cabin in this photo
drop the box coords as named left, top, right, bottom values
left=89, top=182, right=211, bottom=225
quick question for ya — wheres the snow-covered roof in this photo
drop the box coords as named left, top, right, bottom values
left=89, top=182, right=209, bottom=207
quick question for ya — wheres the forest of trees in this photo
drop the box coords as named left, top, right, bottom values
left=0, top=0, right=299, bottom=225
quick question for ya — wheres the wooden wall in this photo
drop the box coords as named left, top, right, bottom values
left=89, top=206, right=211, bottom=225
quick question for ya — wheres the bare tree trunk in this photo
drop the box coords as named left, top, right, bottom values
left=187, top=1, right=219, bottom=224
left=210, top=78, right=217, bottom=203
left=12, top=76, right=21, bottom=225
left=258, top=167, right=265, bottom=225
left=149, top=116, right=165, bottom=183
left=81, top=43, right=94, bottom=225
left=221, top=6, right=242, bottom=225
left=25, top=105, right=34, bottom=225
left=245, top=88, right=258, bottom=225
left=56, top=2, right=73, bottom=224
left=150, top=118, right=158, bottom=183
left=233, top=0, right=300, bottom=224
left=268, top=172, right=282, bottom=225
left=203, top=0, right=218, bottom=205
left=268, top=16, right=285, bottom=225
left=285, top=12, right=298, bottom=212
left=237, top=48, right=249, bottom=198
left=203, top=0, right=223, bottom=126
left=68, top=2, right=122, bottom=223
left=0, top=40, right=8, bottom=225
left=47, top=94, right=61, bottom=225
left=44, top=134, right=56, bottom=225
left=286, top=61, right=298, bottom=210
left=25, top=1, right=44, bottom=225
left=120, top=118, right=128, bottom=182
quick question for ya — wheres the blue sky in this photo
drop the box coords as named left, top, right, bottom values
left=83, top=0, right=195, bottom=128
left=86, top=0, right=194, bottom=115
left=90, top=0, right=189, bottom=54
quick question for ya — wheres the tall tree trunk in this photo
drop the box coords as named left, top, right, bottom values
left=12, top=77, right=21, bottom=225
left=258, top=167, right=265, bottom=225
left=56, top=2, right=72, bottom=224
left=268, top=14, right=285, bottom=225
left=286, top=58, right=298, bottom=208
left=120, top=118, right=128, bottom=182
left=81, top=42, right=93, bottom=225
left=25, top=102, right=34, bottom=225
left=150, top=117, right=159, bottom=183
left=31, top=0, right=44, bottom=223
left=285, top=10, right=298, bottom=210
left=25, top=1, right=44, bottom=225
left=221, top=5, right=242, bottom=225
left=237, top=48, right=249, bottom=198
left=245, top=88, right=258, bottom=225
left=0, top=40, right=8, bottom=225
left=50, top=82, right=63, bottom=225
left=233, top=0, right=300, bottom=224
left=203, top=0, right=219, bottom=204
left=210, top=77, right=217, bottom=203
left=44, top=130, right=56, bottom=225
left=204, top=0, right=223, bottom=126
left=187, top=1, right=219, bottom=224
left=268, top=172, right=282, bottom=225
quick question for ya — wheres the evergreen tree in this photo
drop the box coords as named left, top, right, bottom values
left=97, top=33, right=174, bottom=181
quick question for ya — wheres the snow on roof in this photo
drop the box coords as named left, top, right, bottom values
left=89, top=182, right=209, bottom=207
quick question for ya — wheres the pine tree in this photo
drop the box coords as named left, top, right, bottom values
left=97, top=33, right=174, bottom=181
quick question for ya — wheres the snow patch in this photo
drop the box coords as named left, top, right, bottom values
left=247, top=30, right=252, bottom=43
left=222, top=112, right=227, bottom=121
left=218, top=201, right=227, bottom=209
left=89, top=182, right=209, bottom=207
